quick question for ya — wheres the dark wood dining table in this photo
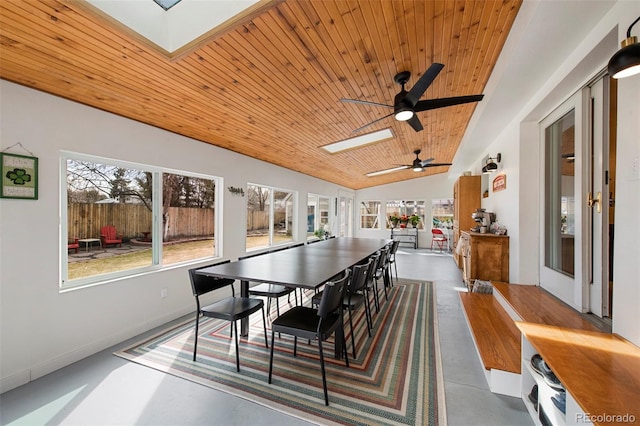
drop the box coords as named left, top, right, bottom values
left=196, top=237, right=391, bottom=357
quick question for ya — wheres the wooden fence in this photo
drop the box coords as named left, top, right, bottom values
left=68, top=203, right=214, bottom=240
left=68, top=204, right=287, bottom=240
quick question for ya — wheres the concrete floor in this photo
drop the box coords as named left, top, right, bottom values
left=0, top=248, right=532, bottom=426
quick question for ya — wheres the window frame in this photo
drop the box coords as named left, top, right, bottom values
left=359, top=200, right=381, bottom=230
left=385, top=199, right=426, bottom=230
left=431, top=198, right=454, bottom=230
left=60, top=151, right=222, bottom=290
left=246, top=182, right=297, bottom=252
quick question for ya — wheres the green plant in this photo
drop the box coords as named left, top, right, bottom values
left=409, top=214, right=421, bottom=226
left=314, top=228, right=330, bottom=238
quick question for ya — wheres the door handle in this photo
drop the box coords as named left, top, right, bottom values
left=587, top=191, right=601, bottom=213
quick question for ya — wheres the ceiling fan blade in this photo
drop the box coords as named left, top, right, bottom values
left=405, top=63, right=444, bottom=106
left=424, top=162, right=453, bottom=167
left=351, top=111, right=395, bottom=133
left=419, top=157, right=435, bottom=167
left=406, top=115, right=423, bottom=132
left=413, top=94, right=484, bottom=112
left=340, top=98, right=393, bottom=108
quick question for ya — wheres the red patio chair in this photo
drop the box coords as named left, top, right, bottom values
left=431, top=228, right=448, bottom=252
left=68, top=237, right=79, bottom=253
left=100, top=225, right=123, bottom=247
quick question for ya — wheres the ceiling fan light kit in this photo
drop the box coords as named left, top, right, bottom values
left=608, top=16, right=640, bottom=79
left=395, top=109, right=414, bottom=121
left=341, top=63, right=484, bottom=133
left=365, top=149, right=452, bottom=177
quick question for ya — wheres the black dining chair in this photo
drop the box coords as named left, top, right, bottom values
left=387, top=240, right=400, bottom=283
left=310, top=260, right=372, bottom=359
left=188, top=261, right=268, bottom=372
left=268, top=269, right=351, bottom=406
left=373, top=246, right=390, bottom=302
left=364, top=252, right=381, bottom=313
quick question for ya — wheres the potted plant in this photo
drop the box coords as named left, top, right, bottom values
left=409, top=214, right=421, bottom=228
left=389, top=214, right=400, bottom=228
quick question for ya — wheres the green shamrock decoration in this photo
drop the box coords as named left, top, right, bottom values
left=6, top=168, right=31, bottom=185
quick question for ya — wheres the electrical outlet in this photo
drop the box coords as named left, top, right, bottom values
left=160, top=288, right=168, bottom=299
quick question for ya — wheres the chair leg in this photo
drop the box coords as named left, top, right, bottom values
left=347, top=305, right=356, bottom=359
left=370, top=281, right=380, bottom=313
left=261, top=306, right=269, bottom=348
left=192, top=313, right=200, bottom=362
left=393, top=261, right=398, bottom=283
left=293, top=336, right=298, bottom=357
left=268, top=331, right=276, bottom=383
left=363, top=296, right=373, bottom=336
left=342, top=326, right=350, bottom=368
left=233, top=321, right=240, bottom=372
left=318, top=338, right=329, bottom=406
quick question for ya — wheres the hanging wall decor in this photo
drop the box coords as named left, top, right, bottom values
left=1, top=152, right=38, bottom=200
left=492, top=173, right=506, bottom=193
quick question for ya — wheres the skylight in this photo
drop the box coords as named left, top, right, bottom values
left=321, top=128, right=394, bottom=154
left=87, top=0, right=261, bottom=53
left=153, top=0, right=182, bottom=11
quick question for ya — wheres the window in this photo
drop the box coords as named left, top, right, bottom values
left=246, top=184, right=295, bottom=251
left=63, top=153, right=219, bottom=288
left=431, top=198, right=454, bottom=229
left=385, top=200, right=426, bottom=229
left=544, top=109, right=575, bottom=276
left=360, top=200, right=380, bottom=229
left=307, top=194, right=331, bottom=239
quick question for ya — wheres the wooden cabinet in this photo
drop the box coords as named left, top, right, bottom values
left=460, top=231, right=509, bottom=288
left=453, top=175, right=481, bottom=266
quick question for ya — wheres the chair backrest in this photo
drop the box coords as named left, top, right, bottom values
left=188, top=260, right=235, bottom=298
left=317, top=269, right=350, bottom=320
left=366, top=252, right=380, bottom=283
left=375, top=246, right=389, bottom=272
left=101, top=225, right=117, bottom=239
left=432, top=228, right=445, bottom=237
left=389, top=239, right=400, bottom=255
left=349, top=260, right=370, bottom=294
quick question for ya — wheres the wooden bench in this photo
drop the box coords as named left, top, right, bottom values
left=460, top=281, right=607, bottom=398
left=459, top=292, right=521, bottom=396
left=492, top=281, right=601, bottom=331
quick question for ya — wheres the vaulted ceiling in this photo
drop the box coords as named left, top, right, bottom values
left=0, top=0, right=521, bottom=189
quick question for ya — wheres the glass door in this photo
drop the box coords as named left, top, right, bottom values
left=539, top=76, right=612, bottom=316
left=540, top=90, right=587, bottom=310
left=339, top=195, right=354, bottom=237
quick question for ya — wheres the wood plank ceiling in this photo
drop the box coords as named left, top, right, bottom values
left=0, top=0, right=521, bottom=189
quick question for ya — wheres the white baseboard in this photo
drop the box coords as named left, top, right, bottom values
left=1, top=307, right=191, bottom=394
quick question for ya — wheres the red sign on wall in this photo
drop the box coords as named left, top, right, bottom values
left=492, top=174, right=506, bottom=192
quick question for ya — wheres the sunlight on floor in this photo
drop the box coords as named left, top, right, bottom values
left=7, top=385, right=86, bottom=425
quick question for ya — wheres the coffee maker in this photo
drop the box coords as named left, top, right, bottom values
left=471, top=208, right=495, bottom=233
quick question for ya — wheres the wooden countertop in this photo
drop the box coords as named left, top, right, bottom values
left=516, top=322, right=640, bottom=426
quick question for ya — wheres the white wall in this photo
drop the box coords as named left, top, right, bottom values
left=452, top=1, right=640, bottom=345
left=0, top=81, right=347, bottom=392
left=354, top=173, right=452, bottom=248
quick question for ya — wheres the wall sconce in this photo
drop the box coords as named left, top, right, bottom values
left=608, top=16, right=640, bottom=79
left=482, top=153, right=501, bottom=174
left=227, top=186, right=245, bottom=196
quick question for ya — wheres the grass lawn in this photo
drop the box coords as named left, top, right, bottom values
left=68, top=234, right=296, bottom=280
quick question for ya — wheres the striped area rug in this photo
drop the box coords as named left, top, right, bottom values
left=115, top=280, right=443, bottom=425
